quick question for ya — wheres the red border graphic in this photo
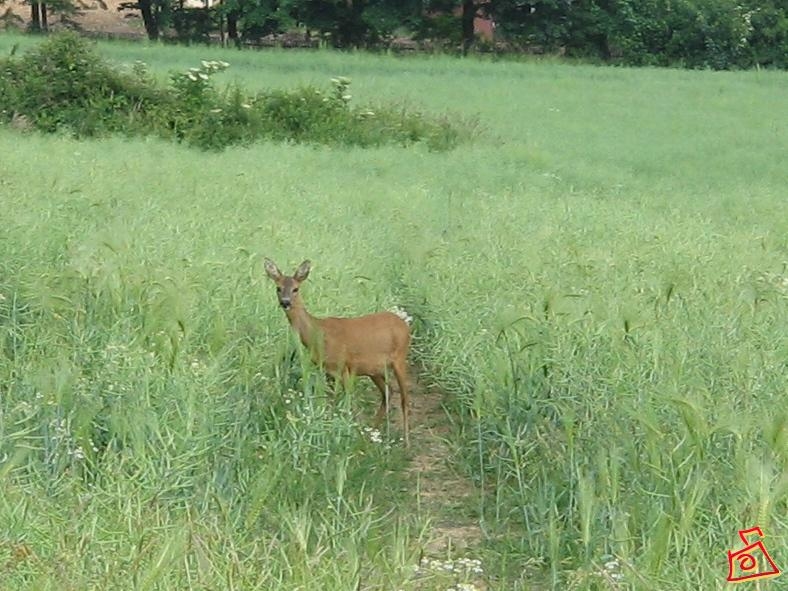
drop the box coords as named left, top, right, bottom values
left=727, top=526, right=781, bottom=583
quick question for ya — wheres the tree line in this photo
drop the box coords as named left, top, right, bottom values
left=3, top=0, right=787, bottom=69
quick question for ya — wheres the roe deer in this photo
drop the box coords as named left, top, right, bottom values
left=264, top=258, right=412, bottom=447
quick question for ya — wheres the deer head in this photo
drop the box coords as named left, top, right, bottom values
left=264, top=258, right=311, bottom=311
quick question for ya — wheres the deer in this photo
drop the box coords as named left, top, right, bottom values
left=264, top=258, right=412, bottom=447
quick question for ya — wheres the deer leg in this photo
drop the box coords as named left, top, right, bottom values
left=392, top=361, right=410, bottom=448
left=340, top=367, right=352, bottom=391
left=370, top=374, right=389, bottom=425
left=325, top=372, right=336, bottom=392
left=325, top=368, right=351, bottom=402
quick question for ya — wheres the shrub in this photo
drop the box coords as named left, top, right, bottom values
left=0, top=32, right=467, bottom=151
left=0, top=32, right=164, bottom=135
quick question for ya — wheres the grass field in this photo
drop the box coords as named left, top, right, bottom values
left=1, top=33, right=787, bottom=590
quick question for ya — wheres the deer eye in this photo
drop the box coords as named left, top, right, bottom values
left=276, top=287, right=282, bottom=293
left=293, top=288, right=299, bottom=293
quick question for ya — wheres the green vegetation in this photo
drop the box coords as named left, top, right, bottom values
left=4, top=0, right=788, bottom=68
left=0, top=34, right=787, bottom=590
left=0, top=33, right=464, bottom=150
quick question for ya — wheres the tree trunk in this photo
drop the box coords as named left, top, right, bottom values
left=227, top=11, right=238, bottom=46
left=461, top=0, right=475, bottom=56
left=30, top=2, right=41, bottom=32
left=40, top=3, right=48, bottom=32
left=138, top=0, right=160, bottom=40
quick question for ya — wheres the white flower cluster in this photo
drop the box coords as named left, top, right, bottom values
left=416, top=556, right=484, bottom=576
left=447, top=584, right=481, bottom=591
left=389, top=306, right=413, bottom=325
left=411, top=556, right=485, bottom=591
left=186, top=68, right=209, bottom=82
left=600, top=556, right=624, bottom=583
left=330, top=76, right=352, bottom=103
left=362, top=426, right=383, bottom=444
left=49, top=417, right=98, bottom=463
left=190, top=358, right=207, bottom=373
left=283, top=388, right=302, bottom=406
left=185, top=60, right=230, bottom=82
left=201, top=59, right=229, bottom=72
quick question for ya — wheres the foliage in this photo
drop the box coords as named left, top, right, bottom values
left=487, top=0, right=573, bottom=50
left=0, top=32, right=465, bottom=150
left=252, top=77, right=463, bottom=150
left=171, top=4, right=220, bottom=44
left=219, top=0, right=292, bottom=43
left=488, top=0, right=787, bottom=69
left=591, top=0, right=758, bottom=69
left=2, top=0, right=788, bottom=68
left=0, top=31, right=164, bottom=135
left=740, top=0, right=788, bottom=68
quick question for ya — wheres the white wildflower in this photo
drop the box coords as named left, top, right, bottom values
left=390, top=306, right=413, bottom=325
left=363, top=426, right=383, bottom=444
left=416, top=556, right=484, bottom=578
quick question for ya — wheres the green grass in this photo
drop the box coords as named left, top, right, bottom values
left=1, top=32, right=787, bottom=590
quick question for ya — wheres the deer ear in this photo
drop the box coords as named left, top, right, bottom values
left=264, top=258, right=282, bottom=281
left=294, top=260, right=311, bottom=282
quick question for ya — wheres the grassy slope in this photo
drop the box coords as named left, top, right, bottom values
left=0, top=33, right=787, bottom=590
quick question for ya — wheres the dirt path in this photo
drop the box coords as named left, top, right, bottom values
left=406, top=381, right=483, bottom=554
left=379, top=369, right=488, bottom=590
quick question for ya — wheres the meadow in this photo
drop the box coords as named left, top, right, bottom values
left=0, top=33, right=787, bottom=590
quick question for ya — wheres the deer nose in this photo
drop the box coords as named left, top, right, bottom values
left=280, top=298, right=291, bottom=310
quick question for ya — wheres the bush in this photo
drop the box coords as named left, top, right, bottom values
left=0, top=32, right=467, bottom=151
left=743, top=2, right=788, bottom=68
left=0, top=32, right=164, bottom=135
left=494, top=0, right=786, bottom=70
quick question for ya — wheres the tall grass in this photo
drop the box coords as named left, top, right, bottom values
left=1, top=32, right=787, bottom=589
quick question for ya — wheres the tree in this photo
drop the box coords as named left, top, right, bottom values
left=741, top=0, right=788, bottom=67
left=420, top=0, right=488, bottom=55
left=274, top=0, right=420, bottom=48
left=484, top=0, right=575, bottom=51
left=118, top=0, right=172, bottom=40
left=219, top=0, right=290, bottom=45
left=282, top=0, right=369, bottom=47
left=24, top=0, right=86, bottom=33
left=25, top=0, right=48, bottom=32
